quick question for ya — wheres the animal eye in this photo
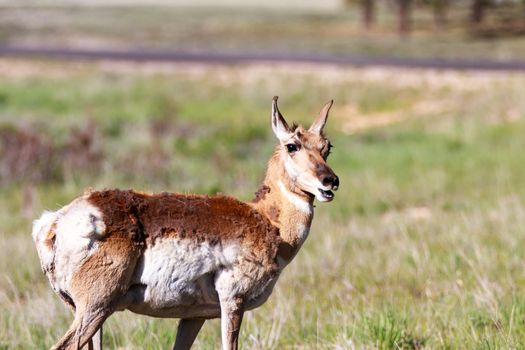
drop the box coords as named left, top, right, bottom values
left=323, top=143, right=333, bottom=159
left=286, top=144, right=298, bottom=153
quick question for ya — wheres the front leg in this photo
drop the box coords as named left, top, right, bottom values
left=220, top=297, right=244, bottom=350
left=173, top=318, right=205, bottom=350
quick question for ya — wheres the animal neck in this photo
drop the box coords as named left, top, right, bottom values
left=250, top=149, right=314, bottom=265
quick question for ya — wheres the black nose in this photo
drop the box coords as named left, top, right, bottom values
left=322, top=174, right=339, bottom=189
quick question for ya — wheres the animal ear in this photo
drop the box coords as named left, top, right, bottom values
left=271, top=96, right=292, bottom=142
left=309, top=100, right=333, bottom=134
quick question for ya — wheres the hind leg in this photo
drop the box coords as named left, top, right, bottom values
left=173, top=318, right=205, bottom=350
left=52, top=241, right=141, bottom=349
left=87, top=327, right=102, bottom=350
left=56, top=291, right=103, bottom=350
left=51, top=304, right=109, bottom=350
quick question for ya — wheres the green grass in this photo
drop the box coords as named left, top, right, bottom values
left=1, top=60, right=525, bottom=348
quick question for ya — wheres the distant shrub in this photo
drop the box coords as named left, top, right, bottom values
left=0, top=125, right=57, bottom=185
left=61, top=120, right=103, bottom=181
left=0, top=121, right=103, bottom=186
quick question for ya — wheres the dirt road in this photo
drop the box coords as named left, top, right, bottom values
left=2, top=45, right=525, bottom=71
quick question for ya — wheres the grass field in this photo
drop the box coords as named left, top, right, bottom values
left=1, top=59, right=525, bottom=349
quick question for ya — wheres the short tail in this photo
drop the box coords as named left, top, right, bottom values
left=32, top=210, right=58, bottom=274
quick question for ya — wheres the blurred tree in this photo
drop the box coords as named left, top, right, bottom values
left=471, top=0, right=487, bottom=23
left=521, top=0, right=525, bottom=24
left=398, top=0, right=413, bottom=35
left=344, top=0, right=376, bottom=30
left=432, top=0, right=449, bottom=28
left=361, top=0, right=375, bottom=30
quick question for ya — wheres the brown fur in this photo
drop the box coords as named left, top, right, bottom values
left=267, top=205, right=281, bottom=224
left=253, top=185, right=271, bottom=203
left=250, top=146, right=315, bottom=262
left=44, top=222, right=57, bottom=250
left=69, top=238, right=141, bottom=305
left=87, top=190, right=282, bottom=265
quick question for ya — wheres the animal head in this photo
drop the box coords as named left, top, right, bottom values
left=271, top=96, right=339, bottom=202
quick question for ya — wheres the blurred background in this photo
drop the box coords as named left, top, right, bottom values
left=1, top=1, right=525, bottom=349
left=3, top=0, right=525, bottom=60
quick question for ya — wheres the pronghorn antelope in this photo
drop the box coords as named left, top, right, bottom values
left=32, top=97, right=339, bottom=350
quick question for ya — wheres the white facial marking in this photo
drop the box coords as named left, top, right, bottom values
left=284, top=157, right=301, bottom=180
left=284, top=147, right=335, bottom=203
left=315, top=190, right=331, bottom=202
left=278, top=180, right=312, bottom=215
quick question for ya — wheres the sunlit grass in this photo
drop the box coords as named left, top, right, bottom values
left=1, top=60, right=525, bottom=348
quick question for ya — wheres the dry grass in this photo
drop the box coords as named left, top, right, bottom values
left=1, top=59, right=525, bottom=349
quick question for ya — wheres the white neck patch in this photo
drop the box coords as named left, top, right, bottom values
left=277, top=180, right=313, bottom=215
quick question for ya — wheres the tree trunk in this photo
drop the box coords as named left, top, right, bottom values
left=361, top=0, right=375, bottom=30
left=522, top=0, right=525, bottom=26
left=398, top=0, right=412, bottom=36
left=471, top=0, right=486, bottom=24
left=433, top=0, right=448, bottom=29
